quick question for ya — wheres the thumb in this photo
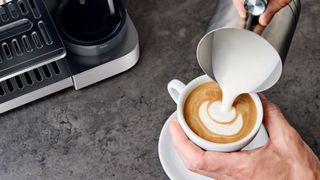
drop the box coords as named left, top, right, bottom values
left=233, top=0, right=247, bottom=18
left=259, top=0, right=291, bottom=26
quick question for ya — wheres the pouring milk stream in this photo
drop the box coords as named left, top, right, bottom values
left=199, top=29, right=283, bottom=122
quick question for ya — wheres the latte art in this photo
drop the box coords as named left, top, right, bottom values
left=184, top=82, right=257, bottom=144
left=199, top=101, right=243, bottom=136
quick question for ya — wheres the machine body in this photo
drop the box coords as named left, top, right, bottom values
left=0, top=0, right=139, bottom=114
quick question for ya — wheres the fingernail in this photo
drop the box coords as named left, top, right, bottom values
left=240, top=11, right=246, bottom=18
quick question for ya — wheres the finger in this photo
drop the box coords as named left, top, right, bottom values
left=259, top=8, right=276, bottom=26
left=169, top=119, right=207, bottom=171
left=193, top=170, right=237, bottom=180
left=170, top=119, right=251, bottom=179
left=259, top=0, right=291, bottom=26
left=258, top=94, right=291, bottom=137
left=203, top=150, right=252, bottom=176
left=233, top=0, right=247, bottom=18
left=253, top=24, right=265, bottom=34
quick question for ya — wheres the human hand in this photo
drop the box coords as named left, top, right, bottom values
left=233, top=0, right=292, bottom=26
left=169, top=95, right=320, bottom=180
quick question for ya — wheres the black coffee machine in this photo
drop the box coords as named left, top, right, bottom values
left=0, top=0, right=140, bottom=114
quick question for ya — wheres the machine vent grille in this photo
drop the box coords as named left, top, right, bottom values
left=0, top=0, right=66, bottom=82
left=0, top=61, right=61, bottom=97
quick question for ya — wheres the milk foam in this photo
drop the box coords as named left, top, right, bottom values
left=199, top=101, right=243, bottom=136
left=208, top=101, right=236, bottom=123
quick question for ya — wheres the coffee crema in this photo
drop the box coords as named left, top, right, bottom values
left=184, top=82, right=257, bottom=144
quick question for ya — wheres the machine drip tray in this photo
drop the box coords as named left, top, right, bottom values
left=0, top=0, right=66, bottom=82
left=0, top=59, right=73, bottom=114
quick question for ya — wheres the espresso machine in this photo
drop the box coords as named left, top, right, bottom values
left=0, top=0, right=139, bottom=114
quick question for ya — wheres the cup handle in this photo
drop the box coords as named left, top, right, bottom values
left=167, top=80, right=186, bottom=104
left=242, top=125, right=269, bottom=151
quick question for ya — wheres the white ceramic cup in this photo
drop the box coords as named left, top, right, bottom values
left=168, top=75, right=267, bottom=152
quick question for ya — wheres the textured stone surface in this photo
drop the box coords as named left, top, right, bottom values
left=0, top=0, right=319, bottom=179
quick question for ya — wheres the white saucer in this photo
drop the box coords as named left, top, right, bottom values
left=158, top=112, right=212, bottom=180
left=158, top=111, right=269, bottom=180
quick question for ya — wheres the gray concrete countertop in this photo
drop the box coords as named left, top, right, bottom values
left=0, top=0, right=319, bottom=179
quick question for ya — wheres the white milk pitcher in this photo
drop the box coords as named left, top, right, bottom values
left=197, top=29, right=282, bottom=113
left=196, top=0, right=300, bottom=113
